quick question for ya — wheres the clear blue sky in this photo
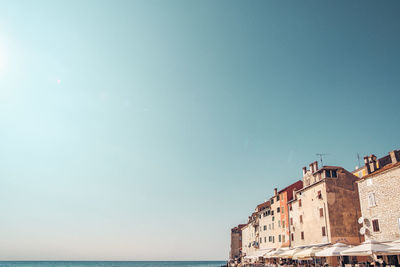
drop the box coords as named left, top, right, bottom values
left=0, top=0, right=399, bottom=261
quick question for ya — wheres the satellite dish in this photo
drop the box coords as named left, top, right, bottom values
left=358, top=217, right=364, bottom=224
left=365, top=228, right=370, bottom=236
left=360, top=227, right=366, bottom=235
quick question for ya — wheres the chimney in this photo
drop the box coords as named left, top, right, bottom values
left=309, top=163, right=314, bottom=173
left=364, top=156, right=371, bottom=174
left=369, top=154, right=377, bottom=173
left=274, top=188, right=278, bottom=197
left=389, top=150, right=398, bottom=164
left=313, top=161, right=319, bottom=172
left=302, top=167, right=307, bottom=176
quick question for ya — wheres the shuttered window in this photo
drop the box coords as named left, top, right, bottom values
left=368, top=193, right=377, bottom=207
left=301, top=232, right=304, bottom=240
left=372, top=219, right=380, bottom=232
left=320, top=208, right=324, bottom=217
left=322, top=226, right=326, bottom=236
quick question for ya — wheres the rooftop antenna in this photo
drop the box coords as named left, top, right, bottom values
left=357, top=153, right=361, bottom=168
left=316, top=153, right=329, bottom=167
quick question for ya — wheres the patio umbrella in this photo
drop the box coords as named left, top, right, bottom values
left=341, top=240, right=393, bottom=256
left=293, top=247, right=324, bottom=259
left=387, top=239, right=400, bottom=253
left=278, top=248, right=299, bottom=258
left=315, top=243, right=353, bottom=257
left=265, top=248, right=288, bottom=258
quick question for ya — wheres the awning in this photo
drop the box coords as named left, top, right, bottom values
left=244, top=249, right=273, bottom=259
left=341, top=240, right=394, bottom=256
left=277, top=248, right=299, bottom=258
left=315, top=243, right=353, bottom=257
left=387, top=239, right=400, bottom=253
left=264, top=248, right=288, bottom=258
left=293, top=247, right=323, bottom=259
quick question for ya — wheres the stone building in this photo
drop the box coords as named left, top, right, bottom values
left=229, top=224, right=247, bottom=261
left=357, top=150, right=400, bottom=242
left=278, top=180, right=303, bottom=247
left=289, top=161, right=362, bottom=248
left=255, top=200, right=272, bottom=250
left=241, top=214, right=257, bottom=257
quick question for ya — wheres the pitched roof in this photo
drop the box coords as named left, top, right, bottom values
left=278, top=180, right=303, bottom=194
left=256, top=201, right=270, bottom=211
left=358, top=161, right=400, bottom=180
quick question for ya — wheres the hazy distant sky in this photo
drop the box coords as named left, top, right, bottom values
left=0, top=0, right=399, bottom=261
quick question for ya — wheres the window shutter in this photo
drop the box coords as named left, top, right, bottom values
left=368, top=193, right=376, bottom=207
left=372, top=219, right=380, bottom=232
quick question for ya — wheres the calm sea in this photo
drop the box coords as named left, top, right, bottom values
left=0, top=262, right=225, bottom=267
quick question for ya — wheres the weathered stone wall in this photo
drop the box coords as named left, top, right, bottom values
left=326, top=169, right=362, bottom=245
left=241, top=224, right=256, bottom=256
left=230, top=229, right=241, bottom=260
left=358, top=165, right=400, bottom=241
left=290, top=167, right=362, bottom=247
left=290, top=181, right=330, bottom=247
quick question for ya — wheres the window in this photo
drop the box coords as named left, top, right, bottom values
left=282, top=235, right=285, bottom=242
left=300, top=215, right=303, bottom=223
left=325, top=169, right=338, bottom=178
left=372, top=219, right=380, bottom=232
left=259, top=214, right=261, bottom=219
left=299, top=199, right=302, bottom=207
left=290, top=218, right=293, bottom=225
left=291, top=233, right=294, bottom=241
left=269, top=224, right=271, bottom=230
left=367, top=179, right=373, bottom=186
left=269, top=236, right=272, bottom=242
left=279, top=235, right=281, bottom=242
left=317, top=190, right=322, bottom=199
left=322, top=226, right=326, bottom=236
left=273, top=236, right=275, bottom=243
left=272, top=223, right=274, bottom=230
left=264, top=225, right=267, bottom=231
left=301, top=232, right=304, bottom=240
left=277, top=195, right=280, bottom=201
left=271, top=198, right=274, bottom=204
left=278, top=220, right=281, bottom=227
left=320, top=208, right=324, bottom=217
left=282, top=220, right=285, bottom=228
left=289, top=204, right=292, bottom=211
left=281, top=206, right=285, bottom=213
left=368, top=193, right=377, bottom=207
left=272, top=210, right=274, bottom=216
left=264, top=237, right=267, bottom=243
left=260, top=237, right=262, bottom=243
left=272, top=216, right=275, bottom=221
left=277, top=207, right=280, bottom=213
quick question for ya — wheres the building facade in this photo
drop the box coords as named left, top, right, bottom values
left=357, top=150, right=400, bottom=242
left=230, top=224, right=246, bottom=261
left=278, top=181, right=303, bottom=247
left=289, top=161, right=362, bottom=248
